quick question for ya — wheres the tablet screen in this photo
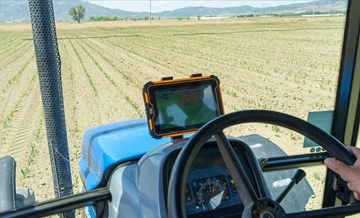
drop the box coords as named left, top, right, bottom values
left=143, top=76, right=224, bottom=138
left=155, top=83, right=218, bottom=130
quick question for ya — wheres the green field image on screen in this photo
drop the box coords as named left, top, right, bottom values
left=155, top=84, right=218, bottom=130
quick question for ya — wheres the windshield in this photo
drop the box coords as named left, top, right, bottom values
left=0, top=0, right=351, bottom=216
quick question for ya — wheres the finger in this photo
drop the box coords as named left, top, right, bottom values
left=348, top=182, right=354, bottom=191
left=354, top=192, right=360, bottom=201
left=348, top=147, right=360, bottom=159
left=324, top=158, right=351, bottom=180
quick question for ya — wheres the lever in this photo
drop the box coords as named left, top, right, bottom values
left=275, top=169, right=306, bottom=204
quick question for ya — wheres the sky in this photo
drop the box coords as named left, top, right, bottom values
left=88, top=1, right=313, bottom=13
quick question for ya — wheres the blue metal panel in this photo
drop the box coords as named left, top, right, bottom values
left=79, top=119, right=172, bottom=190
left=84, top=206, right=96, bottom=218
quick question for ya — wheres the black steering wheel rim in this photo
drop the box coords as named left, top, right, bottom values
left=167, top=110, right=356, bottom=218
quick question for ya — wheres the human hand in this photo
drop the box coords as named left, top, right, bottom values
left=324, top=146, right=360, bottom=200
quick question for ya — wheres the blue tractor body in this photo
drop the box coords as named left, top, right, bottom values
left=80, top=118, right=170, bottom=191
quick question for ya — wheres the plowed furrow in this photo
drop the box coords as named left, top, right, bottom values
left=6, top=84, right=41, bottom=160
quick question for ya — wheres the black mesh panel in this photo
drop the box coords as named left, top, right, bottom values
left=28, top=0, right=74, bottom=217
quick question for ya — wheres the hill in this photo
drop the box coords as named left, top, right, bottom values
left=0, top=1, right=144, bottom=22
left=0, top=0, right=347, bottom=23
left=155, top=1, right=347, bottom=17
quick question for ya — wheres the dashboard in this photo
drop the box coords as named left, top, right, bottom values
left=164, top=142, right=260, bottom=217
left=107, top=135, right=314, bottom=218
left=108, top=136, right=292, bottom=218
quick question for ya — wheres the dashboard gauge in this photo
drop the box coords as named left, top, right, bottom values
left=192, top=175, right=230, bottom=210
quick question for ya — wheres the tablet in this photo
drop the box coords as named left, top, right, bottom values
left=143, top=75, right=224, bottom=139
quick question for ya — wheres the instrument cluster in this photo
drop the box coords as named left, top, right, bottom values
left=183, top=148, right=242, bottom=215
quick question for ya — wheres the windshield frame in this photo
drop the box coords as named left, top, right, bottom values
left=324, top=0, right=360, bottom=208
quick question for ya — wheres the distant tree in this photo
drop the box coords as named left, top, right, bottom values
left=90, top=16, right=119, bottom=22
left=177, top=17, right=183, bottom=20
left=101, top=16, right=111, bottom=21
left=186, top=16, right=190, bottom=20
left=69, top=4, right=85, bottom=23
left=144, top=15, right=149, bottom=20
left=197, top=15, right=201, bottom=20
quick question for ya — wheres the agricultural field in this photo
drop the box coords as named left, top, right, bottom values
left=0, top=17, right=349, bottom=212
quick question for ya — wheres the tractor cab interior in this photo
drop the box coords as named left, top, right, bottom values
left=1, top=0, right=360, bottom=218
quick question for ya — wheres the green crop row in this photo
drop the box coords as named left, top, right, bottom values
left=0, top=41, right=32, bottom=63
left=1, top=72, right=37, bottom=128
left=67, top=37, right=97, bottom=93
left=21, top=114, right=44, bottom=179
left=3, top=54, right=35, bottom=93
left=74, top=39, right=143, bottom=117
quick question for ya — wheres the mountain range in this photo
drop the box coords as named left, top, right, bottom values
left=0, top=0, right=348, bottom=23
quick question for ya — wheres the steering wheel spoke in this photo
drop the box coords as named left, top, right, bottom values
left=215, top=131, right=258, bottom=207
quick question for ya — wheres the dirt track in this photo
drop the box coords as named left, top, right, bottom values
left=0, top=17, right=351, bottom=214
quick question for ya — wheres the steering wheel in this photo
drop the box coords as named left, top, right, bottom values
left=167, top=110, right=358, bottom=218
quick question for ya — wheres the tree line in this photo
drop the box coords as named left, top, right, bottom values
left=69, top=4, right=203, bottom=23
